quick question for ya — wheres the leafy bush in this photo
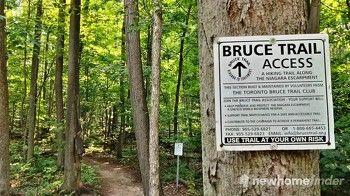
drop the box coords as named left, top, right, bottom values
left=10, top=154, right=63, bottom=195
left=10, top=141, right=101, bottom=195
left=160, top=148, right=202, bottom=195
left=320, top=63, right=350, bottom=194
left=81, top=163, right=101, bottom=188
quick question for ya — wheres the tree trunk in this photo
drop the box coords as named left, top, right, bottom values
left=306, top=0, right=320, bottom=33
left=173, top=5, right=192, bottom=136
left=10, top=102, right=16, bottom=131
left=108, top=108, right=114, bottom=151
left=36, top=87, right=42, bottom=140
left=55, top=0, right=66, bottom=168
left=187, top=99, right=193, bottom=137
left=117, top=18, right=126, bottom=160
left=37, top=30, right=51, bottom=139
left=48, top=75, right=54, bottom=120
left=149, top=0, right=162, bottom=194
left=63, top=0, right=82, bottom=191
left=347, top=0, right=350, bottom=21
left=0, top=1, right=10, bottom=194
left=124, top=0, right=150, bottom=194
left=116, top=130, right=125, bottom=159
left=103, top=108, right=108, bottom=149
left=26, top=0, right=43, bottom=161
left=199, top=0, right=320, bottom=195
left=145, top=25, right=151, bottom=99
left=42, top=31, right=50, bottom=101
left=21, top=0, right=31, bottom=160
left=111, top=105, right=120, bottom=153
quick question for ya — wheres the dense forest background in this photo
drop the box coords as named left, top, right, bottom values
left=0, top=0, right=349, bottom=195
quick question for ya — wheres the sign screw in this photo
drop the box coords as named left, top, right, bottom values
left=269, top=38, right=276, bottom=44
left=270, top=143, right=278, bottom=150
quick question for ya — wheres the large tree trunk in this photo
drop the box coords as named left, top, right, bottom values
left=26, top=0, right=43, bottom=161
left=149, top=0, right=162, bottom=194
left=173, top=5, right=192, bottom=136
left=63, top=0, right=82, bottom=191
left=199, top=0, right=320, bottom=195
left=0, top=1, right=10, bottom=194
left=124, top=0, right=150, bottom=194
left=55, top=0, right=66, bottom=168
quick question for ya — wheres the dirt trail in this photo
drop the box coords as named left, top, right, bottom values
left=84, top=157, right=143, bottom=196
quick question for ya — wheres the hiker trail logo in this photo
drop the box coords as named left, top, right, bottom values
left=227, top=57, right=252, bottom=81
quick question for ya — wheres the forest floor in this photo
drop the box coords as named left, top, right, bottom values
left=83, top=155, right=143, bottom=196
left=83, top=154, right=190, bottom=196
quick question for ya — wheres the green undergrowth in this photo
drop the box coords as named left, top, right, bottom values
left=119, top=144, right=202, bottom=195
left=10, top=141, right=101, bottom=195
left=159, top=150, right=202, bottom=195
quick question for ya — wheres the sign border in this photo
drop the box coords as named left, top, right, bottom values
left=214, top=34, right=335, bottom=151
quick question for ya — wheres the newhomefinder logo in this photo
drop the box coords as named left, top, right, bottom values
left=239, top=175, right=344, bottom=187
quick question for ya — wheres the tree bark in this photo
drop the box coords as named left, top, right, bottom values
left=42, top=31, right=50, bottom=101
left=55, top=0, right=66, bottom=168
left=47, top=77, right=54, bottom=118
left=347, top=0, right=350, bottom=21
left=10, top=102, right=16, bottom=131
left=145, top=24, right=152, bottom=99
left=306, top=0, right=320, bottom=33
left=149, top=0, right=162, bottom=195
left=63, top=0, right=82, bottom=191
left=37, top=30, right=51, bottom=139
left=173, top=5, right=192, bottom=136
left=199, top=0, right=320, bottom=195
left=26, top=0, right=43, bottom=161
left=21, top=0, right=31, bottom=159
left=124, top=0, right=150, bottom=194
left=0, top=1, right=10, bottom=194
left=117, top=18, right=126, bottom=159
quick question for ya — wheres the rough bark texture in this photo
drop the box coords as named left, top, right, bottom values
left=63, top=0, right=82, bottom=191
left=173, top=5, right=192, bottom=136
left=26, top=0, right=43, bottom=161
left=149, top=0, right=162, bottom=195
left=55, top=0, right=66, bottom=168
left=199, top=0, right=320, bottom=195
left=124, top=0, right=150, bottom=195
left=0, top=1, right=10, bottom=194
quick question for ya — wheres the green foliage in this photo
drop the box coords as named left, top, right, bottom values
left=320, top=1, right=350, bottom=194
left=120, top=145, right=139, bottom=165
left=81, top=164, right=101, bottom=189
left=10, top=141, right=101, bottom=195
left=159, top=149, right=202, bottom=195
left=320, top=65, right=350, bottom=194
left=10, top=143, right=63, bottom=195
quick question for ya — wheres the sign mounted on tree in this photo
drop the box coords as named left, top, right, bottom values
left=213, top=34, right=335, bottom=151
